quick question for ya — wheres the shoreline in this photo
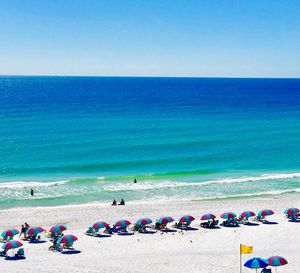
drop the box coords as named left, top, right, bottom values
left=1, top=191, right=299, bottom=212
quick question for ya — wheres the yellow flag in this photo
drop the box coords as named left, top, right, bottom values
left=240, top=244, right=253, bottom=254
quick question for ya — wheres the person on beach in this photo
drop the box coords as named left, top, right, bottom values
left=119, top=199, right=125, bottom=205
left=134, top=178, right=137, bottom=183
left=19, top=225, right=26, bottom=238
left=112, top=199, right=117, bottom=206
left=30, top=188, right=34, bottom=196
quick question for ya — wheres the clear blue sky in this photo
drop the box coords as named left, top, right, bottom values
left=0, top=0, right=300, bottom=77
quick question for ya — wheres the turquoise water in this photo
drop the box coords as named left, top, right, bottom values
left=1, top=76, right=300, bottom=209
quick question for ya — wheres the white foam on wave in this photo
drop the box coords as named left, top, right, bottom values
left=0, top=180, right=69, bottom=189
left=103, top=172, right=300, bottom=192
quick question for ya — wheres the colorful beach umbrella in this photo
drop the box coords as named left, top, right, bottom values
left=179, top=215, right=195, bottom=223
left=26, top=226, right=44, bottom=235
left=201, top=213, right=216, bottom=220
left=92, top=221, right=109, bottom=230
left=57, top=235, right=78, bottom=245
left=157, top=216, right=174, bottom=225
left=136, top=218, right=152, bottom=226
left=2, top=240, right=23, bottom=250
left=49, top=225, right=67, bottom=234
left=115, top=220, right=131, bottom=228
left=220, top=212, right=237, bottom=219
left=244, top=257, right=268, bottom=269
left=240, top=211, right=256, bottom=218
left=258, top=209, right=274, bottom=217
left=268, top=256, right=288, bottom=267
left=1, top=229, right=19, bottom=238
left=284, top=207, right=299, bottom=215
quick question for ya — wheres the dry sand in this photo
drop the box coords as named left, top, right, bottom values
left=1, top=194, right=299, bottom=273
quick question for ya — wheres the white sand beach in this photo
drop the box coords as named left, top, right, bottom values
left=1, top=194, right=299, bottom=273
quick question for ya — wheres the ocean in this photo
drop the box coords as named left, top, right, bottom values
left=1, top=76, right=300, bottom=209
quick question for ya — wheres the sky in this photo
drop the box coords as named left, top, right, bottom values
left=0, top=0, right=300, bottom=77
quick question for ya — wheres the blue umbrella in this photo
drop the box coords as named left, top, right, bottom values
left=244, top=257, right=268, bottom=271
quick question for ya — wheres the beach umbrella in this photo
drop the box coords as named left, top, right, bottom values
left=244, top=257, right=268, bottom=272
left=268, top=256, right=288, bottom=267
left=201, top=213, right=216, bottom=220
left=26, top=226, right=44, bottom=235
left=220, top=212, right=237, bottom=219
left=240, top=211, right=256, bottom=218
left=92, top=221, right=109, bottom=231
left=258, top=209, right=274, bottom=217
left=1, top=229, right=19, bottom=238
left=57, top=235, right=78, bottom=245
left=2, top=240, right=23, bottom=251
left=268, top=256, right=288, bottom=273
left=284, top=207, right=299, bottom=215
left=157, top=216, right=174, bottom=225
left=136, top=218, right=152, bottom=226
left=179, top=215, right=195, bottom=223
left=115, top=220, right=131, bottom=228
left=49, top=225, right=67, bottom=234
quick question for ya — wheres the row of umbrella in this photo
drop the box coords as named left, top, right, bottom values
left=245, top=256, right=288, bottom=271
left=3, top=207, right=298, bottom=239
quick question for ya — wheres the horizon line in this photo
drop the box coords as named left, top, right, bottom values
left=0, top=74, right=300, bottom=80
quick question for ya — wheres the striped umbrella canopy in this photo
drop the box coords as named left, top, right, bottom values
left=240, top=211, right=256, bottom=218
left=268, top=256, right=288, bottom=267
left=220, top=212, right=237, bottom=219
left=157, top=216, right=174, bottom=225
left=1, top=229, right=19, bottom=238
left=92, top=221, right=109, bottom=231
left=244, top=257, right=268, bottom=269
left=115, top=220, right=131, bottom=228
left=26, top=226, right=44, bottom=235
left=179, top=215, right=195, bottom=223
left=136, top=218, right=152, bottom=226
left=2, top=240, right=23, bottom=250
left=284, top=207, right=299, bottom=215
left=201, top=213, right=216, bottom=220
left=49, top=225, right=67, bottom=233
left=57, top=235, right=78, bottom=245
left=258, top=209, right=274, bottom=217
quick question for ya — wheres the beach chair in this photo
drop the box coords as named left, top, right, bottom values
left=255, top=215, right=265, bottom=222
left=232, top=218, right=239, bottom=226
left=15, top=248, right=25, bottom=258
left=0, top=250, right=7, bottom=257
left=85, top=227, right=95, bottom=236
left=63, top=242, right=74, bottom=249
left=261, top=268, right=272, bottom=273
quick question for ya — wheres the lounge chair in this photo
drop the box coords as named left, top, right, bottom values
left=85, top=227, right=95, bottom=236
left=0, top=250, right=7, bottom=257
left=222, top=218, right=238, bottom=227
left=63, top=242, right=74, bottom=249
left=261, top=268, right=272, bottom=273
left=15, top=248, right=25, bottom=258
left=255, top=215, right=266, bottom=222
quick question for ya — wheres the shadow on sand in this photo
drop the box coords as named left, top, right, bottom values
left=5, top=256, right=26, bottom=261
left=243, top=222, right=260, bottom=226
left=94, top=234, right=111, bottom=238
left=262, top=221, right=278, bottom=225
left=117, top=232, right=134, bottom=236
left=61, top=250, right=81, bottom=255
left=28, top=240, right=47, bottom=244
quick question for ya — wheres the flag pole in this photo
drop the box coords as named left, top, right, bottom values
left=240, top=244, right=242, bottom=273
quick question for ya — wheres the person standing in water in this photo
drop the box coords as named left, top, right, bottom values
left=134, top=178, right=137, bottom=183
left=30, top=189, right=34, bottom=196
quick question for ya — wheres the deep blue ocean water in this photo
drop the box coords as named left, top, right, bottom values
left=1, top=76, right=300, bottom=208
